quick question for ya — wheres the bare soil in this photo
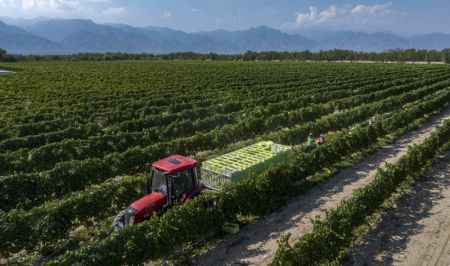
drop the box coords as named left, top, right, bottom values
left=344, top=151, right=450, bottom=266
left=194, top=108, right=450, bottom=266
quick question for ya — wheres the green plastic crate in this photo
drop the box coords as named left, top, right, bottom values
left=201, top=141, right=292, bottom=190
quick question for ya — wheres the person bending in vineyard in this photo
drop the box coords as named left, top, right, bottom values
left=305, top=133, right=317, bottom=152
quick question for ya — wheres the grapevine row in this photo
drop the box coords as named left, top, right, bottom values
left=1, top=84, right=448, bottom=256
left=0, top=67, right=416, bottom=140
left=2, top=72, right=444, bottom=175
left=2, top=78, right=447, bottom=213
left=270, top=120, right=450, bottom=266
left=45, top=82, right=450, bottom=266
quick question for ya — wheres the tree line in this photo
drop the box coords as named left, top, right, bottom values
left=0, top=48, right=6, bottom=61
left=0, top=48, right=450, bottom=63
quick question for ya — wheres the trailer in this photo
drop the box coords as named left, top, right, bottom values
left=201, top=141, right=292, bottom=189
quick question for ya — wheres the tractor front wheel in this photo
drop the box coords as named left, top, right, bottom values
left=112, top=209, right=126, bottom=232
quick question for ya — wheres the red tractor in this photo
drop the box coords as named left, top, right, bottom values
left=113, top=141, right=293, bottom=231
left=113, top=155, right=206, bottom=231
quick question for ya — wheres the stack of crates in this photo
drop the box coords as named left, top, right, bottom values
left=201, top=141, right=292, bottom=190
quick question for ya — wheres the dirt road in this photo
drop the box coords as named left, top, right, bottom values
left=194, top=108, right=450, bottom=266
left=344, top=151, right=450, bottom=266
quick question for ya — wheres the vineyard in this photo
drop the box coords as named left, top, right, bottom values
left=0, top=60, right=449, bottom=265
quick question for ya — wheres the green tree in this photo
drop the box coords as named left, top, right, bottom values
left=0, top=48, right=6, bottom=61
left=243, top=51, right=257, bottom=61
left=441, top=49, right=450, bottom=64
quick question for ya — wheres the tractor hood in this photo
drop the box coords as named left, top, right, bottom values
left=130, top=192, right=167, bottom=224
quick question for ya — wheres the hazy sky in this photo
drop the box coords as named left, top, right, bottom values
left=0, top=0, right=448, bottom=34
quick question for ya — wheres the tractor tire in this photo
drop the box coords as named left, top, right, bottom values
left=112, top=209, right=126, bottom=232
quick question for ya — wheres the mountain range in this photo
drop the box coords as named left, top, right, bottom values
left=1, top=17, right=450, bottom=55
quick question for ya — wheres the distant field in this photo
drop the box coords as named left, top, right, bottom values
left=1, top=60, right=450, bottom=265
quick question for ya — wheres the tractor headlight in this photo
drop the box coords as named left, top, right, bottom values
left=125, top=207, right=138, bottom=225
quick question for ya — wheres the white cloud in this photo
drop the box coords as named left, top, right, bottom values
left=161, top=11, right=171, bottom=19
left=189, top=8, right=200, bottom=13
left=0, top=0, right=111, bottom=12
left=282, top=2, right=395, bottom=30
left=0, top=0, right=17, bottom=7
left=21, top=0, right=81, bottom=11
left=351, top=3, right=392, bottom=16
left=102, top=6, right=125, bottom=16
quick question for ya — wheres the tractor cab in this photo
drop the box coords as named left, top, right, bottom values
left=113, top=155, right=205, bottom=231
left=146, top=155, right=202, bottom=206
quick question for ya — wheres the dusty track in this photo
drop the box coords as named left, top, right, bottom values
left=194, top=108, right=450, bottom=266
left=344, top=151, right=450, bottom=266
